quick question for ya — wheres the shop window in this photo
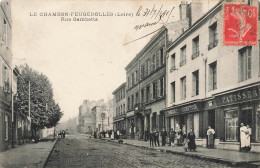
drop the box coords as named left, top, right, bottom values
left=180, top=76, right=186, bottom=100
left=180, top=45, right=186, bottom=67
left=209, top=61, right=217, bottom=91
left=238, top=46, right=252, bottom=82
left=225, top=109, right=238, bottom=141
left=192, top=70, right=199, bottom=96
left=171, top=82, right=175, bottom=103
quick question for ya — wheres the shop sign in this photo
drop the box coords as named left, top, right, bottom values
left=126, top=111, right=134, bottom=117
left=165, top=103, right=200, bottom=116
left=216, top=85, right=260, bottom=106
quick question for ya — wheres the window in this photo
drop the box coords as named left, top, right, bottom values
left=152, top=82, right=156, bottom=99
left=132, top=73, right=135, bottom=86
left=128, top=76, right=131, bottom=89
left=127, top=97, right=130, bottom=110
left=208, top=22, right=218, bottom=50
left=160, top=48, right=164, bottom=66
left=159, top=77, right=165, bottom=97
left=180, top=76, right=186, bottom=100
left=131, top=95, right=134, bottom=109
left=147, top=59, right=150, bottom=75
left=152, top=55, right=156, bottom=71
left=123, top=104, right=125, bottom=114
left=5, top=114, right=8, bottom=140
left=146, top=86, right=150, bottom=103
left=192, top=36, right=200, bottom=59
left=170, top=53, right=176, bottom=72
left=3, top=66, right=9, bottom=92
left=192, top=70, right=199, bottom=96
left=180, top=45, right=186, bottom=67
left=141, top=64, right=145, bottom=79
left=171, top=82, right=175, bottom=103
left=135, top=71, right=138, bottom=84
left=209, top=62, right=217, bottom=91
left=3, top=19, right=7, bottom=44
left=135, top=92, right=139, bottom=105
left=239, top=46, right=252, bottom=82
left=225, top=109, right=238, bottom=141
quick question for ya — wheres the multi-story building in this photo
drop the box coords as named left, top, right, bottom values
left=164, top=0, right=260, bottom=152
left=92, top=104, right=113, bottom=133
left=125, top=18, right=190, bottom=140
left=0, top=0, right=12, bottom=151
left=78, top=99, right=104, bottom=133
left=112, top=82, right=126, bottom=133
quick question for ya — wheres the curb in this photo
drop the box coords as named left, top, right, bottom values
left=42, top=138, right=58, bottom=168
left=104, top=139, right=258, bottom=167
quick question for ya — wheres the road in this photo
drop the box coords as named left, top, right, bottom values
left=45, top=134, right=244, bottom=168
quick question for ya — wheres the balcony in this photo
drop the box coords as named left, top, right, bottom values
left=191, top=51, right=200, bottom=60
left=208, top=39, right=218, bottom=50
left=170, top=66, right=177, bottom=73
left=179, top=60, right=187, bottom=67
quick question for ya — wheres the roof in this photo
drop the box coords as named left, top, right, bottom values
left=112, top=82, right=126, bottom=95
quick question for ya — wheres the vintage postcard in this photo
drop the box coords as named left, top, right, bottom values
left=0, top=0, right=259, bottom=167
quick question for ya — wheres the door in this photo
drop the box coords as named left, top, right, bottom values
left=208, top=110, right=215, bottom=129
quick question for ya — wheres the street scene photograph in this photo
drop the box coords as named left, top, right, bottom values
left=0, top=0, right=260, bottom=167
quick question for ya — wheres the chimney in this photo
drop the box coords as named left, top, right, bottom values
left=190, top=1, right=203, bottom=25
left=179, top=1, right=190, bottom=20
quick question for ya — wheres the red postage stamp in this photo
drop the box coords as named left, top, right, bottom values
left=223, top=4, right=258, bottom=46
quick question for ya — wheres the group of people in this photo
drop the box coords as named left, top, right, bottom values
left=91, top=130, right=114, bottom=139
left=58, top=130, right=66, bottom=139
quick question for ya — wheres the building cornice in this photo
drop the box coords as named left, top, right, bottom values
left=112, top=82, right=126, bottom=95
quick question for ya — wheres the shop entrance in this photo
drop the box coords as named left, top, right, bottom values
left=208, top=110, right=215, bottom=129
left=240, top=108, right=252, bottom=127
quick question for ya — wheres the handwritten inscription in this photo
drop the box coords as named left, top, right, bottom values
left=134, top=5, right=175, bottom=30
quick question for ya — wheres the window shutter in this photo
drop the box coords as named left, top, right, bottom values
left=192, top=74, right=196, bottom=96
left=209, top=66, right=213, bottom=91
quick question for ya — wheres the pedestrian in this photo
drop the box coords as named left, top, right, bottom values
left=169, top=128, right=176, bottom=146
left=154, top=130, right=160, bottom=147
left=240, top=123, right=247, bottom=152
left=108, top=130, right=112, bottom=138
left=94, top=131, right=97, bottom=139
left=177, top=128, right=183, bottom=146
left=245, top=125, right=252, bottom=152
left=161, top=128, right=167, bottom=146
left=187, top=128, right=196, bottom=152
left=149, top=130, right=154, bottom=147
left=207, top=126, right=215, bottom=149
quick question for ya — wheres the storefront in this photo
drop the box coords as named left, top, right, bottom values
left=126, top=111, right=135, bottom=139
left=214, top=83, right=260, bottom=152
left=164, top=100, right=203, bottom=141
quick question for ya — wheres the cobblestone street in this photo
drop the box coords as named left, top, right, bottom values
left=45, top=134, right=247, bottom=168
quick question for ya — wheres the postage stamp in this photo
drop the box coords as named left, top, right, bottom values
left=223, top=3, right=258, bottom=46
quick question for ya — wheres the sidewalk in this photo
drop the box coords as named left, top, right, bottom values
left=104, top=138, right=260, bottom=167
left=0, top=138, right=57, bottom=168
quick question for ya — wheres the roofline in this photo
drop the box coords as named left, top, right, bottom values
left=112, top=82, right=126, bottom=95
left=125, top=26, right=167, bottom=71
left=167, top=0, right=223, bottom=52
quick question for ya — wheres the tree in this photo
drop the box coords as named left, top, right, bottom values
left=15, top=64, right=63, bottom=135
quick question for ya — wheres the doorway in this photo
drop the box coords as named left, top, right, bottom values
left=208, top=110, right=215, bottom=129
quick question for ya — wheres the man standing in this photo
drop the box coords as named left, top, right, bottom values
left=169, top=128, right=176, bottom=146
left=161, top=128, right=167, bottom=146
left=149, top=130, right=154, bottom=147
left=154, top=130, right=160, bottom=147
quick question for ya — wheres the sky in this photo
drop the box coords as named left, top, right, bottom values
left=12, top=0, right=218, bottom=123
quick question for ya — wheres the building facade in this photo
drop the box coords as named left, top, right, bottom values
left=92, top=104, right=113, bottom=133
left=125, top=18, right=189, bottom=140
left=164, top=0, right=260, bottom=152
left=78, top=99, right=104, bottom=133
left=0, top=0, right=12, bottom=151
left=112, top=82, right=126, bottom=134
